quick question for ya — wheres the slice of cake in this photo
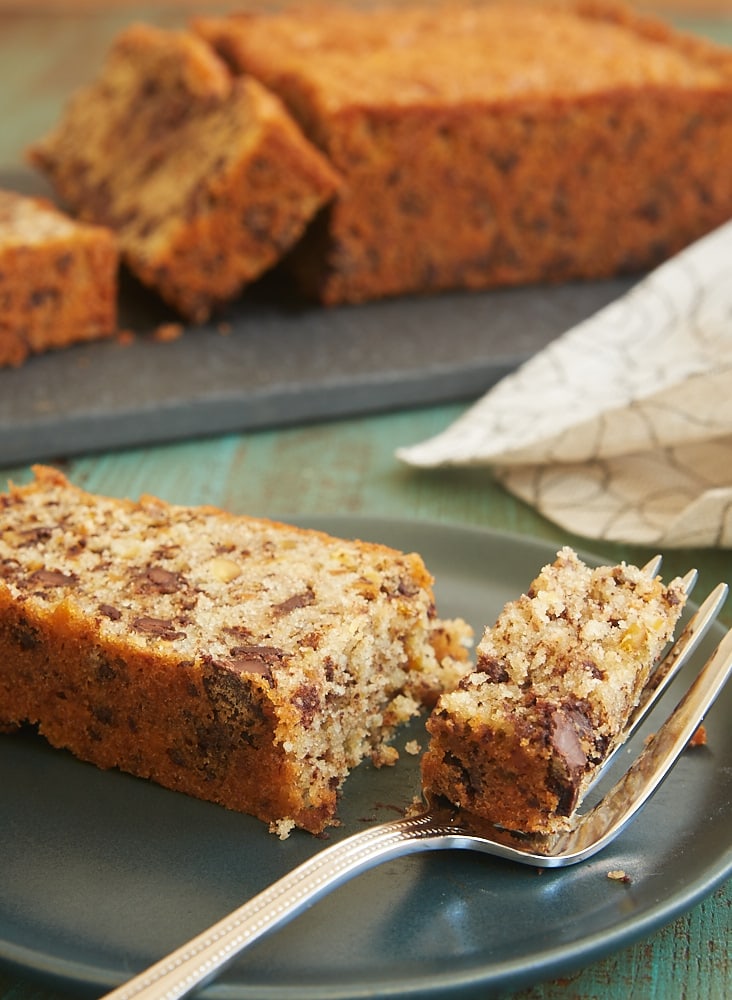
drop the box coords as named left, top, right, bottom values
left=28, top=24, right=340, bottom=323
left=0, top=467, right=471, bottom=835
left=0, top=190, right=118, bottom=367
left=421, top=547, right=686, bottom=835
left=196, top=1, right=732, bottom=305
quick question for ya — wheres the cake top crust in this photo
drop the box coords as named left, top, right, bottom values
left=196, top=1, right=732, bottom=118
left=0, top=467, right=473, bottom=712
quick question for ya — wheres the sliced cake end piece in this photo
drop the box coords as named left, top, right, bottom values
left=0, top=466, right=471, bottom=835
left=0, top=190, right=118, bottom=367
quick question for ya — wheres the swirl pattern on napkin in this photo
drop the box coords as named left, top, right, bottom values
left=398, top=221, right=732, bottom=547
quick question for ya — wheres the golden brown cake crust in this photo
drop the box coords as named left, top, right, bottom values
left=196, top=1, right=732, bottom=305
left=0, top=190, right=118, bottom=367
left=421, top=547, right=687, bottom=835
left=0, top=467, right=470, bottom=834
left=28, top=24, right=340, bottom=322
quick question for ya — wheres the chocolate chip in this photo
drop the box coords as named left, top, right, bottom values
left=392, top=578, right=419, bottom=598
left=28, top=287, right=60, bottom=308
left=132, top=616, right=186, bottom=640
left=243, top=204, right=277, bottom=241
left=491, top=149, right=519, bottom=174
left=99, top=603, right=122, bottom=621
left=475, top=656, right=510, bottom=683
left=55, top=252, right=73, bottom=275
left=19, top=526, right=54, bottom=545
left=10, top=619, right=41, bottom=650
left=91, top=704, right=115, bottom=726
left=167, top=747, right=187, bottom=768
left=29, top=569, right=76, bottom=588
left=292, top=683, right=320, bottom=728
left=95, top=656, right=119, bottom=681
left=227, top=644, right=285, bottom=683
left=547, top=707, right=588, bottom=815
left=143, top=566, right=185, bottom=593
left=274, top=589, right=315, bottom=615
left=584, top=660, right=605, bottom=680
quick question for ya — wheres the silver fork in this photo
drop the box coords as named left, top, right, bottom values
left=103, top=569, right=732, bottom=1000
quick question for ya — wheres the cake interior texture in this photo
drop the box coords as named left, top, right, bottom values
left=196, top=0, right=732, bottom=305
left=28, top=23, right=339, bottom=323
left=0, top=467, right=471, bottom=835
left=421, top=547, right=687, bottom=835
left=0, top=190, right=118, bottom=367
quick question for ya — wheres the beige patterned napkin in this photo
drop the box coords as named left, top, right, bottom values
left=397, top=221, right=732, bottom=548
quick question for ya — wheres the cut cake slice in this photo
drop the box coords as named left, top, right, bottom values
left=28, top=24, right=340, bottom=323
left=0, top=467, right=471, bottom=835
left=421, top=547, right=687, bottom=835
left=0, top=190, right=118, bottom=367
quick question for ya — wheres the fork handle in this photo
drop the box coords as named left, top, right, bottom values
left=101, top=812, right=451, bottom=1000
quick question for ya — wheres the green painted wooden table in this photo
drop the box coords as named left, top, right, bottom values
left=1, top=5, right=731, bottom=999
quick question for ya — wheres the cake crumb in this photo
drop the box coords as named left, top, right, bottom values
left=405, top=796, right=424, bottom=818
left=270, top=818, right=296, bottom=840
left=404, top=739, right=422, bottom=756
left=115, top=328, right=136, bottom=347
left=607, top=869, right=631, bottom=884
left=153, top=322, right=184, bottom=343
left=371, top=745, right=399, bottom=768
left=688, top=724, right=707, bottom=748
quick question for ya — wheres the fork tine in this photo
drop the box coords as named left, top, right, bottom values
left=641, top=554, right=663, bottom=577
left=557, top=621, right=732, bottom=864
left=632, top=581, right=727, bottom=724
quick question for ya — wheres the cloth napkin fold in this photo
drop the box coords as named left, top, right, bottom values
left=397, top=220, right=732, bottom=548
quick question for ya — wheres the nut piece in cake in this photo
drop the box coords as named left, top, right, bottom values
left=28, top=24, right=340, bottom=323
left=196, top=1, right=732, bottom=305
left=0, top=466, right=471, bottom=835
left=421, top=547, right=687, bottom=835
left=0, top=190, right=118, bottom=367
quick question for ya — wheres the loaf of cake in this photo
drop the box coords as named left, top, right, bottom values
left=28, top=24, right=340, bottom=323
left=0, top=467, right=471, bottom=835
left=421, top=547, right=686, bottom=835
left=196, top=1, right=732, bottom=305
left=0, top=190, right=118, bottom=367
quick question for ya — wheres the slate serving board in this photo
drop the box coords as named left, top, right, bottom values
left=0, top=261, right=637, bottom=466
left=0, top=167, right=635, bottom=466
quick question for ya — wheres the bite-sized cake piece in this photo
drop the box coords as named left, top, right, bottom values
left=196, top=1, right=732, bottom=305
left=28, top=24, right=340, bottom=323
left=421, top=547, right=686, bottom=835
left=0, top=190, right=117, bottom=367
left=0, top=467, right=471, bottom=835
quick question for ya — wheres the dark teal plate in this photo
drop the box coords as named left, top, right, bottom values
left=1, top=519, right=730, bottom=999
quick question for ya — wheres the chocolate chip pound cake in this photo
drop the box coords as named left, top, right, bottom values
left=0, top=190, right=117, bottom=367
left=28, top=24, right=339, bottom=323
left=0, top=467, right=471, bottom=835
left=196, top=1, right=732, bottom=305
left=421, top=547, right=686, bottom=835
